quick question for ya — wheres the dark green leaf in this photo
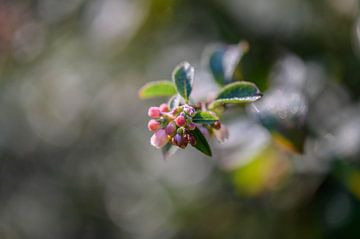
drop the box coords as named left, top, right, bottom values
left=209, top=81, right=262, bottom=109
left=192, top=111, right=219, bottom=124
left=209, top=49, right=226, bottom=85
left=208, top=42, right=248, bottom=86
left=172, top=62, right=194, bottom=102
left=190, top=127, right=212, bottom=157
left=138, top=81, right=177, bottom=99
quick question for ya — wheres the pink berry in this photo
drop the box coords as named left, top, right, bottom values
left=159, top=103, right=169, bottom=112
left=148, top=107, right=161, bottom=118
left=172, top=134, right=188, bottom=149
left=165, top=122, right=176, bottom=136
left=180, top=135, right=189, bottom=149
left=147, top=119, right=161, bottom=132
left=186, top=134, right=196, bottom=146
left=175, top=115, right=186, bottom=127
left=150, top=129, right=168, bottom=149
left=213, top=121, right=221, bottom=130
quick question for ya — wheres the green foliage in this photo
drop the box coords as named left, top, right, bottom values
left=192, top=111, right=219, bottom=124
left=190, top=127, right=212, bottom=156
left=209, top=48, right=227, bottom=85
left=258, top=115, right=306, bottom=153
left=138, top=81, right=177, bottom=99
left=172, top=61, right=194, bottom=103
left=139, top=57, right=262, bottom=157
left=209, top=82, right=262, bottom=109
left=208, top=42, right=248, bottom=86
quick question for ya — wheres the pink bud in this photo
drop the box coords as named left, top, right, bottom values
left=172, top=134, right=182, bottom=146
left=165, top=122, right=176, bottom=136
left=148, top=107, right=161, bottom=118
left=159, top=103, right=169, bottom=112
left=150, top=129, right=168, bottom=149
left=147, top=119, right=161, bottom=132
left=175, top=115, right=186, bottom=127
left=173, top=134, right=188, bottom=148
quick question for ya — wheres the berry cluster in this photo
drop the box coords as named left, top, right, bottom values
left=140, top=58, right=262, bottom=157
left=147, top=103, right=223, bottom=150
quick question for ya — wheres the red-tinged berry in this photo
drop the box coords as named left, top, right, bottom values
left=175, top=134, right=188, bottom=149
left=213, top=120, right=221, bottom=130
left=180, top=135, right=189, bottom=149
left=165, top=122, right=176, bottom=136
left=148, top=107, right=161, bottom=118
left=187, top=134, right=196, bottom=146
left=147, top=119, right=161, bottom=132
left=159, top=103, right=169, bottom=112
left=175, top=115, right=186, bottom=127
left=150, top=129, right=168, bottom=149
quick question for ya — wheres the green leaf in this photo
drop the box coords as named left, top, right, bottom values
left=192, top=111, right=219, bottom=124
left=172, top=62, right=194, bottom=102
left=168, top=95, right=181, bottom=110
left=209, top=48, right=227, bottom=86
left=190, top=127, right=212, bottom=157
left=138, top=81, right=177, bottom=99
left=209, top=81, right=262, bottom=109
left=208, top=42, right=249, bottom=86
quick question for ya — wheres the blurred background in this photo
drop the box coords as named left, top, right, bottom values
left=1, top=0, right=360, bottom=238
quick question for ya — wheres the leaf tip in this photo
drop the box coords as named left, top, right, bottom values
left=172, top=61, right=195, bottom=101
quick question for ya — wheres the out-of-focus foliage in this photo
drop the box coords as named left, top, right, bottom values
left=138, top=81, right=177, bottom=99
left=1, top=0, right=360, bottom=238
